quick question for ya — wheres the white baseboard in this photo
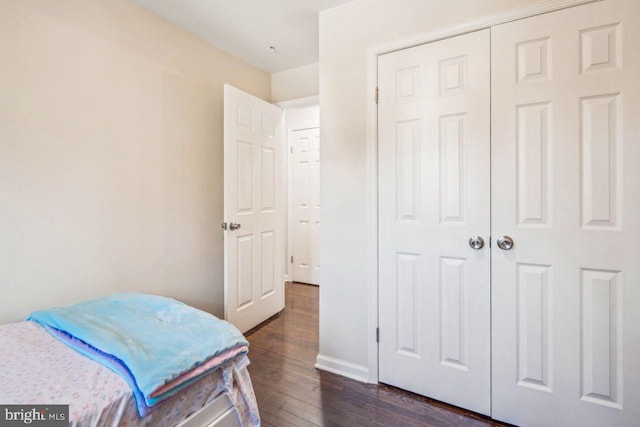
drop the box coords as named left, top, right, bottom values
left=315, top=354, right=370, bottom=383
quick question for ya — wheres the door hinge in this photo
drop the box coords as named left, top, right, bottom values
left=376, top=327, right=379, bottom=343
left=290, top=255, right=293, bottom=263
left=290, top=146, right=293, bottom=154
left=375, top=87, right=379, bottom=104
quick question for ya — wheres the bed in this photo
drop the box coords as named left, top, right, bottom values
left=0, top=294, right=260, bottom=426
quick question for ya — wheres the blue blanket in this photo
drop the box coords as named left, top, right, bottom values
left=28, top=292, right=248, bottom=415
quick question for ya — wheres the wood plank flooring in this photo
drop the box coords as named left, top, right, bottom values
left=246, top=282, right=510, bottom=427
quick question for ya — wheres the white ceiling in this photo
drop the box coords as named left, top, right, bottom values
left=133, top=0, right=355, bottom=74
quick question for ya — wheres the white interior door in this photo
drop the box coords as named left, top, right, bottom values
left=291, top=127, right=320, bottom=285
left=491, top=1, right=640, bottom=425
left=378, top=29, right=491, bottom=415
left=223, top=85, right=285, bottom=333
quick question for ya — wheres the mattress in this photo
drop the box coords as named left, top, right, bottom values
left=0, top=321, right=260, bottom=426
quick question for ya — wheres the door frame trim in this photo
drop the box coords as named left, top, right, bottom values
left=365, top=0, right=600, bottom=383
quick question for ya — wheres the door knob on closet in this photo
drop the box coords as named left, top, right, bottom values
left=497, top=236, right=514, bottom=250
left=468, top=236, right=485, bottom=250
left=229, top=222, right=241, bottom=231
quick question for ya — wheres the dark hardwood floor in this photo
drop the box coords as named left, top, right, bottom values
left=246, top=282, right=510, bottom=427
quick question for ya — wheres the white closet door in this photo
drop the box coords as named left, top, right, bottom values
left=491, top=1, right=640, bottom=426
left=378, top=29, right=491, bottom=415
left=292, top=127, right=320, bottom=285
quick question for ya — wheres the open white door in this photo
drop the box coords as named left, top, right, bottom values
left=223, top=85, right=285, bottom=333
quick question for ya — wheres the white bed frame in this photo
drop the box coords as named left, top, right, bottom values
left=177, top=394, right=242, bottom=427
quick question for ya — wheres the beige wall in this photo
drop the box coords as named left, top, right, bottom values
left=318, top=0, right=543, bottom=377
left=271, top=62, right=319, bottom=103
left=0, top=0, right=270, bottom=323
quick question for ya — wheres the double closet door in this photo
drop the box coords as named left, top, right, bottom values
left=378, top=1, right=639, bottom=426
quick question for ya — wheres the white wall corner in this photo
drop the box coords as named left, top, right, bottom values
left=315, top=354, right=370, bottom=383
left=271, top=63, right=319, bottom=104
left=277, top=95, right=319, bottom=109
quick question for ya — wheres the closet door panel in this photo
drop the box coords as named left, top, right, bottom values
left=491, top=1, right=640, bottom=426
left=378, top=29, right=491, bottom=415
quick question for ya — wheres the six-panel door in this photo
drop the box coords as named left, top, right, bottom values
left=491, top=1, right=640, bottom=425
left=292, top=127, right=321, bottom=285
left=378, top=29, right=491, bottom=415
left=224, top=85, right=285, bottom=333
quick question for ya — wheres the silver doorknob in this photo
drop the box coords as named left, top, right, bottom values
left=468, top=236, right=485, bottom=250
left=497, top=235, right=514, bottom=250
left=229, top=222, right=241, bottom=231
